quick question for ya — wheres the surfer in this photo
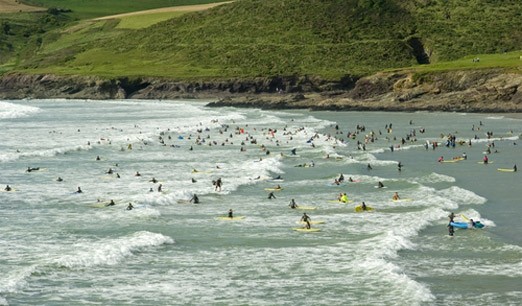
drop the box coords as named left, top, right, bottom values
left=361, top=201, right=368, bottom=211
left=447, top=223, right=455, bottom=236
left=333, top=179, right=340, bottom=185
left=150, top=177, right=158, bottom=183
left=126, top=203, right=134, bottom=210
left=106, top=168, right=113, bottom=174
left=438, top=156, right=444, bottom=162
left=56, top=177, right=63, bottom=182
left=514, top=165, right=517, bottom=172
left=26, top=167, right=40, bottom=172
left=228, top=209, right=234, bottom=219
left=339, top=193, right=349, bottom=203
left=190, top=194, right=200, bottom=204
left=300, top=213, right=311, bottom=229
left=392, top=192, right=400, bottom=201
left=377, top=181, right=384, bottom=188
left=482, top=155, right=489, bottom=164
left=157, top=184, right=163, bottom=192
left=76, top=187, right=83, bottom=194
left=191, top=178, right=197, bottom=183
left=348, top=177, right=354, bottom=183
left=448, top=212, right=455, bottom=223
left=338, top=173, right=345, bottom=182
left=289, top=199, right=298, bottom=209
left=397, top=161, right=403, bottom=172
left=367, top=163, right=373, bottom=170
left=4, top=185, right=12, bottom=191
left=215, top=178, right=222, bottom=191
left=268, top=192, right=276, bottom=199
left=135, top=171, right=141, bottom=177
left=106, top=200, right=115, bottom=207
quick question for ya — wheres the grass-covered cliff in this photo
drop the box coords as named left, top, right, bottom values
left=1, top=0, right=522, bottom=80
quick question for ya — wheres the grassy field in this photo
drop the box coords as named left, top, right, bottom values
left=0, top=0, right=44, bottom=12
left=115, top=12, right=186, bottom=29
left=411, top=52, right=522, bottom=73
left=21, top=0, right=230, bottom=19
left=6, top=0, right=522, bottom=80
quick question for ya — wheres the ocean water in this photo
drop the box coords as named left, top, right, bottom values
left=0, top=99, right=521, bottom=305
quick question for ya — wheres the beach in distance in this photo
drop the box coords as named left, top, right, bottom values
left=0, top=99, right=521, bottom=305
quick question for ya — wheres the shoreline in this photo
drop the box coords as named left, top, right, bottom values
left=0, top=69, right=521, bottom=113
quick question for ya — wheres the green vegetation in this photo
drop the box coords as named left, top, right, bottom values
left=116, top=12, right=187, bottom=29
left=4, top=0, right=522, bottom=80
left=407, top=51, right=522, bottom=74
left=21, top=0, right=228, bottom=19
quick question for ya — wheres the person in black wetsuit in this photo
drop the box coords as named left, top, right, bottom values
left=190, top=194, right=200, bottom=204
left=448, top=212, right=455, bottom=236
left=300, top=213, right=311, bottom=229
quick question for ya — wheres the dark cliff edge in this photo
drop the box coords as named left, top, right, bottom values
left=0, top=70, right=521, bottom=112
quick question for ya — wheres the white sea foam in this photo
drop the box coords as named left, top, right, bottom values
left=0, top=265, right=38, bottom=295
left=410, top=172, right=456, bottom=184
left=52, top=231, right=173, bottom=268
left=0, top=101, right=40, bottom=119
left=437, top=186, right=487, bottom=205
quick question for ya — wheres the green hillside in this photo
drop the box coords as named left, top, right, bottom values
left=21, top=0, right=228, bottom=19
left=7, top=0, right=522, bottom=79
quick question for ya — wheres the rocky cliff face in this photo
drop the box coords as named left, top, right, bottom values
left=0, top=70, right=520, bottom=112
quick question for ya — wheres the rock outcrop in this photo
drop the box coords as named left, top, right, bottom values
left=0, top=70, right=520, bottom=112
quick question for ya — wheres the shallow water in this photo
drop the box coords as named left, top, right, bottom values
left=0, top=99, right=521, bottom=305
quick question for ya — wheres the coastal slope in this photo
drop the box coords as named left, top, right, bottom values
left=0, top=0, right=521, bottom=111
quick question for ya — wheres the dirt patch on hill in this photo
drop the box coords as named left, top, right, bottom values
left=0, top=0, right=45, bottom=12
left=94, top=1, right=233, bottom=20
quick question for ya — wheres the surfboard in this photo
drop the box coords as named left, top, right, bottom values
left=216, top=216, right=245, bottom=220
left=477, top=161, right=493, bottom=164
left=497, top=168, right=516, bottom=172
left=449, top=222, right=471, bottom=229
left=293, top=228, right=321, bottom=232
left=453, top=215, right=485, bottom=229
left=441, top=159, right=464, bottom=163
left=90, top=201, right=110, bottom=208
left=264, top=188, right=283, bottom=191
left=191, top=170, right=212, bottom=174
left=374, top=186, right=388, bottom=189
left=297, top=220, right=325, bottom=225
left=295, top=206, right=317, bottom=210
left=354, top=205, right=374, bottom=212
left=392, top=198, right=413, bottom=203
left=328, top=200, right=353, bottom=204
left=0, top=188, right=16, bottom=192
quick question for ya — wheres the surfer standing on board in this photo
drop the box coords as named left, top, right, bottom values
left=300, top=213, right=311, bottom=229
